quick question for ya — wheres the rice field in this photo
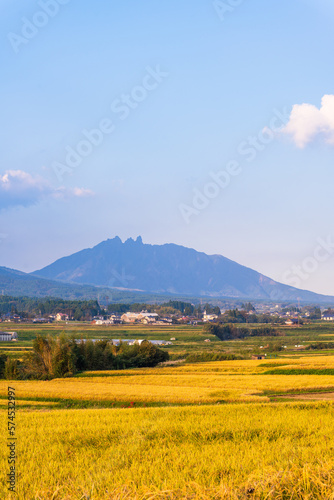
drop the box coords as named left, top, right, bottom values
left=2, top=324, right=334, bottom=498
left=4, top=320, right=334, bottom=358
left=2, top=357, right=334, bottom=405
left=2, top=403, right=334, bottom=499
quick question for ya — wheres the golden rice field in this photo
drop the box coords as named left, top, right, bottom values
left=2, top=404, right=334, bottom=499
left=2, top=356, right=334, bottom=498
left=2, top=357, right=334, bottom=405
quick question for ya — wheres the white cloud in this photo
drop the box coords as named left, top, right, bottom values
left=52, top=186, right=95, bottom=200
left=0, top=170, right=95, bottom=210
left=72, top=187, right=95, bottom=198
left=281, top=94, right=334, bottom=148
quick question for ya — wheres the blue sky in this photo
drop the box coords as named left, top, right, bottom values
left=1, top=0, right=334, bottom=295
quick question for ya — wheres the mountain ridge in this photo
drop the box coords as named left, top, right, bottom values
left=0, top=265, right=202, bottom=303
left=32, top=236, right=334, bottom=303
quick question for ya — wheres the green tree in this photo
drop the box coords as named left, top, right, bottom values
left=0, top=354, right=7, bottom=378
left=4, top=358, right=22, bottom=380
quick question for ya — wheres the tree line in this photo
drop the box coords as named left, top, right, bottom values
left=218, top=308, right=285, bottom=324
left=204, top=323, right=281, bottom=341
left=1, top=295, right=222, bottom=320
left=0, top=296, right=101, bottom=320
left=107, top=300, right=220, bottom=316
left=306, top=342, right=334, bottom=350
left=0, top=335, right=169, bottom=380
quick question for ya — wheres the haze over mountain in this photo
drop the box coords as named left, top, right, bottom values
left=33, top=236, right=334, bottom=303
left=0, top=266, right=104, bottom=300
left=0, top=265, right=184, bottom=303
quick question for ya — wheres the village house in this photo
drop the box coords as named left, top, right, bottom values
left=140, top=312, right=159, bottom=322
left=33, top=317, right=49, bottom=324
left=121, top=311, right=159, bottom=324
left=141, top=317, right=155, bottom=324
left=91, top=319, right=105, bottom=325
left=159, top=318, right=173, bottom=324
left=202, top=311, right=218, bottom=322
left=0, top=331, right=18, bottom=342
left=91, top=318, right=118, bottom=325
left=322, top=311, right=334, bottom=321
left=109, top=314, right=122, bottom=324
left=121, top=312, right=141, bottom=323
left=56, top=313, right=69, bottom=321
left=285, top=318, right=300, bottom=326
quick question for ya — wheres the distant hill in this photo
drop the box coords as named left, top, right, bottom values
left=0, top=266, right=201, bottom=304
left=0, top=266, right=103, bottom=300
left=33, top=236, right=334, bottom=303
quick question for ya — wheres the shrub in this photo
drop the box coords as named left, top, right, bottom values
left=186, top=352, right=242, bottom=363
left=20, top=335, right=169, bottom=380
left=204, top=323, right=279, bottom=340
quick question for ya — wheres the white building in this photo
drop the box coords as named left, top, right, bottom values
left=121, top=311, right=159, bottom=323
left=121, top=312, right=142, bottom=323
left=322, top=312, right=334, bottom=321
left=56, top=313, right=69, bottom=321
left=140, top=311, right=159, bottom=319
left=0, top=331, right=18, bottom=342
left=202, top=311, right=218, bottom=322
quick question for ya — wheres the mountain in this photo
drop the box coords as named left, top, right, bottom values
left=0, top=266, right=204, bottom=304
left=33, top=236, right=334, bottom=303
left=0, top=266, right=103, bottom=299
